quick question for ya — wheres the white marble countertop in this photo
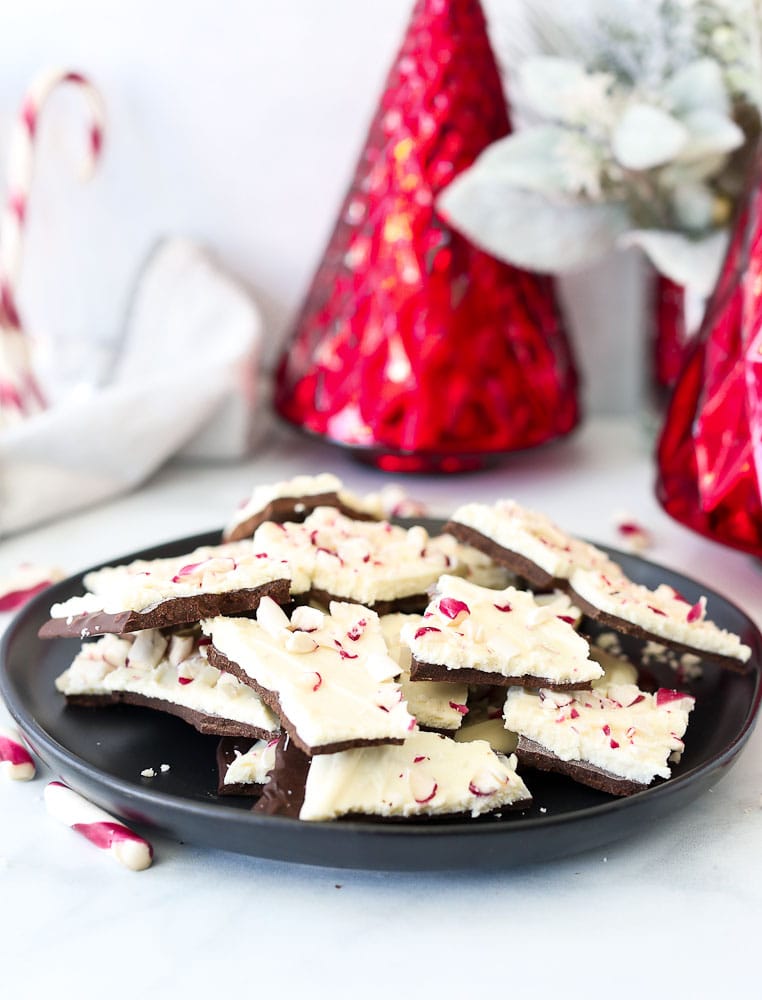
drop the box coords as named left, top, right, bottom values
left=2, top=416, right=761, bottom=997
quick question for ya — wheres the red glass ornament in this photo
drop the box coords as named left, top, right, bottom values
left=653, top=273, right=688, bottom=392
left=657, top=146, right=762, bottom=555
left=275, top=0, right=579, bottom=472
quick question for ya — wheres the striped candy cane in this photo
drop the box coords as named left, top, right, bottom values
left=0, top=69, right=105, bottom=429
left=44, top=781, right=153, bottom=871
left=0, top=725, right=36, bottom=781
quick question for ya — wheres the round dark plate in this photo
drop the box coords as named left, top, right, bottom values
left=1, top=524, right=760, bottom=871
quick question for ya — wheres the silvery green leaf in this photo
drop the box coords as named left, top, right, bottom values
left=519, top=56, right=613, bottom=125
left=612, top=104, right=688, bottom=170
left=671, top=182, right=716, bottom=231
left=676, top=110, right=745, bottom=162
left=467, top=128, right=574, bottom=196
left=467, top=128, right=602, bottom=198
left=663, top=59, right=730, bottom=116
left=439, top=173, right=627, bottom=273
left=619, top=229, right=727, bottom=295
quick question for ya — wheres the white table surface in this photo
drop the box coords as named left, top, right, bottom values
left=2, top=416, right=761, bottom=997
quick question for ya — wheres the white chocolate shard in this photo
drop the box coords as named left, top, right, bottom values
left=49, top=540, right=290, bottom=619
left=569, top=569, right=751, bottom=663
left=450, top=499, right=621, bottom=580
left=203, top=601, right=414, bottom=752
left=224, top=738, right=280, bottom=787
left=300, top=730, right=531, bottom=820
left=402, top=576, right=603, bottom=686
left=55, top=629, right=279, bottom=734
left=504, top=677, right=695, bottom=786
left=225, top=474, right=344, bottom=539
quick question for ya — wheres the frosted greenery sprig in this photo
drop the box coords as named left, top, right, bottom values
left=440, top=0, right=761, bottom=294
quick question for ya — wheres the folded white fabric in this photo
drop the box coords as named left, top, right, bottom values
left=0, top=238, right=264, bottom=536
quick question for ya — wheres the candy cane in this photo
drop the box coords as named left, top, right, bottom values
left=44, top=781, right=153, bottom=871
left=0, top=69, right=105, bottom=428
left=0, top=726, right=36, bottom=781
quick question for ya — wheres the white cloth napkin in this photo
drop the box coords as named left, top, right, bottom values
left=0, top=238, right=264, bottom=537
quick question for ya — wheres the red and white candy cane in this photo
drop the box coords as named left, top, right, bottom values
left=0, top=69, right=105, bottom=428
left=44, top=781, right=153, bottom=871
left=0, top=725, right=36, bottom=781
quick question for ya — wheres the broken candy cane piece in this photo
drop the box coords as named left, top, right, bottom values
left=44, top=781, right=153, bottom=871
left=0, top=564, right=65, bottom=612
left=612, top=512, right=652, bottom=553
left=0, top=726, right=36, bottom=780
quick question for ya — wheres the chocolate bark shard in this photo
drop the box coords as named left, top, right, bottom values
left=402, top=576, right=601, bottom=690
left=409, top=655, right=593, bottom=691
left=65, top=692, right=276, bottom=741
left=39, top=579, right=291, bottom=639
left=444, top=521, right=561, bottom=590
left=569, top=585, right=752, bottom=674
left=255, top=731, right=533, bottom=821
left=207, top=645, right=405, bottom=757
left=216, top=737, right=278, bottom=796
left=254, top=737, right=309, bottom=817
left=516, top=735, right=649, bottom=797
left=224, top=492, right=375, bottom=542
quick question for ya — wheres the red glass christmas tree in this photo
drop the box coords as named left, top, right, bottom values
left=657, top=144, right=762, bottom=555
left=274, top=0, right=580, bottom=472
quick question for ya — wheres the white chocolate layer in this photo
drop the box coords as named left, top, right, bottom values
left=225, top=474, right=343, bottom=538
left=300, top=730, right=531, bottom=820
left=203, top=601, right=414, bottom=751
left=451, top=499, right=620, bottom=579
left=224, top=738, right=279, bottom=786
left=50, top=541, right=290, bottom=619
left=338, top=483, right=426, bottom=520
left=254, top=507, right=457, bottom=604
left=504, top=679, right=695, bottom=785
left=381, top=614, right=469, bottom=732
left=570, top=570, right=752, bottom=663
left=401, top=576, right=603, bottom=685
left=55, top=630, right=279, bottom=733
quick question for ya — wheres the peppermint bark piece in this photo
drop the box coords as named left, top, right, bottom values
left=223, top=474, right=376, bottom=542
left=39, top=541, right=291, bottom=639
left=256, top=730, right=532, bottom=821
left=253, top=507, right=459, bottom=612
left=568, top=569, right=752, bottom=671
left=445, top=499, right=620, bottom=590
left=380, top=613, right=469, bottom=734
left=203, top=600, right=414, bottom=756
left=55, top=629, right=280, bottom=740
left=402, top=576, right=603, bottom=691
left=504, top=678, right=695, bottom=796
left=216, top=736, right=280, bottom=795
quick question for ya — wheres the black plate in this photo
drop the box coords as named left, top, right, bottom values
left=2, top=525, right=761, bottom=871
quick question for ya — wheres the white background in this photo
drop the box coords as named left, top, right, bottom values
left=0, top=0, right=646, bottom=415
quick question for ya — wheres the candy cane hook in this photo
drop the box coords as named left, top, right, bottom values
left=0, top=69, right=105, bottom=427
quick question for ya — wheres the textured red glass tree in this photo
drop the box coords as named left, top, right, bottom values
left=274, top=0, right=580, bottom=472
left=657, top=144, right=762, bottom=555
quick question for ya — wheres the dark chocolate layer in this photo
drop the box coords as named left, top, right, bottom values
left=409, top=656, right=593, bottom=692
left=443, top=521, right=562, bottom=591
left=308, top=587, right=429, bottom=616
left=65, top=692, right=278, bottom=740
left=253, top=736, right=310, bottom=817
left=223, top=493, right=376, bottom=542
left=39, top=579, right=291, bottom=640
left=516, top=735, right=648, bottom=797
